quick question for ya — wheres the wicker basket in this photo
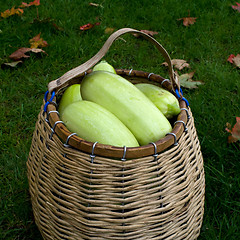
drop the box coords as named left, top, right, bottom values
left=27, top=28, right=205, bottom=240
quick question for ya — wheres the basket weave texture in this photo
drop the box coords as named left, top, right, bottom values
left=27, top=77, right=205, bottom=240
left=27, top=28, right=205, bottom=240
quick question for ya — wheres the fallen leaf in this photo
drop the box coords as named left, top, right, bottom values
left=105, top=27, right=115, bottom=34
left=133, top=29, right=158, bottom=38
left=140, top=30, right=158, bottom=37
left=1, top=7, right=24, bottom=18
left=9, top=48, right=31, bottom=60
left=225, top=117, right=240, bottom=143
left=29, top=33, right=48, bottom=48
left=162, top=59, right=190, bottom=70
left=19, top=2, right=28, bottom=7
left=227, top=54, right=236, bottom=63
left=178, top=17, right=197, bottom=26
left=9, top=47, right=46, bottom=61
left=177, top=71, right=204, bottom=89
left=232, top=54, right=240, bottom=68
left=80, top=23, right=94, bottom=30
left=1, top=60, right=23, bottom=69
left=80, top=22, right=100, bottom=31
left=232, top=2, right=240, bottom=12
left=227, top=54, right=240, bottom=68
left=20, top=0, right=40, bottom=7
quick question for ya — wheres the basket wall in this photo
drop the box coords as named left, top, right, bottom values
left=27, top=105, right=205, bottom=240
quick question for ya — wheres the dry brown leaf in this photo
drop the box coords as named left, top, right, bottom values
left=227, top=54, right=240, bottom=68
left=233, top=54, right=240, bottom=68
left=162, top=59, right=190, bottom=70
left=140, top=30, right=158, bottom=37
left=178, top=17, right=197, bottom=26
left=133, top=29, right=158, bottom=38
left=9, top=47, right=47, bottom=61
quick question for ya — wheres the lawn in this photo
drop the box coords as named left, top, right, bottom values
left=0, top=0, right=240, bottom=239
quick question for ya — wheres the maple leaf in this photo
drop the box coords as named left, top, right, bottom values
left=1, top=7, right=24, bottom=18
left=227, top=54, right=240, bottom=68
left=80, top=22, right=100, bottom=31
left=9, top=47, right=47, bottom=61
left=177, top=71, right=204, bottom=89
left=162, top=59, right=190, bottom=70
left=178, top=16, right=197, bottom=26
left=29, top=33, right=48, bottom=48
left=20, top=0, right=40, bottom=8
left=226, top=117, right=240, bottom=143
left=232, top=2, right=240, bottom=12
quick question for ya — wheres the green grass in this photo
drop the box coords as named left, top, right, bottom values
left=0, top=0, right=240, bottom=239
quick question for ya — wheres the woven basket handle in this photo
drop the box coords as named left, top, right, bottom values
left=48, top=28, right=179, bottom=93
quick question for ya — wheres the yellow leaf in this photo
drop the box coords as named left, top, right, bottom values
left=105, top=27, right=115, bottom=34
left=29, top=33, right=48, bottom=48
left=1, top=7, right=23, bottom=18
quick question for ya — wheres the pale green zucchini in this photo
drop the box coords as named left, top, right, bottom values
left=61, top=101, right=139, bottom=147
left=80, top=71, right=172, bottom=145
left=58, top=84, right=82, bottom=116
left=135, top=83, right=181, bottom=119
left=92, top=60, right=116, bottom=74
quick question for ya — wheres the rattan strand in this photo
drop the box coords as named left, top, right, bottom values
left=27, top=104, right=205, bottom=239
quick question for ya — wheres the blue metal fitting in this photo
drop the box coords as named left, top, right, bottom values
left=44, top=91, right=56, bottom=112
left=175, top=88, right=189, bottom=107
left=44, top=90, right=49, bottom=102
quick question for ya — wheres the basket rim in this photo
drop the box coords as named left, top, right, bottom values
left=45, top=69, right=188, bottom=159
